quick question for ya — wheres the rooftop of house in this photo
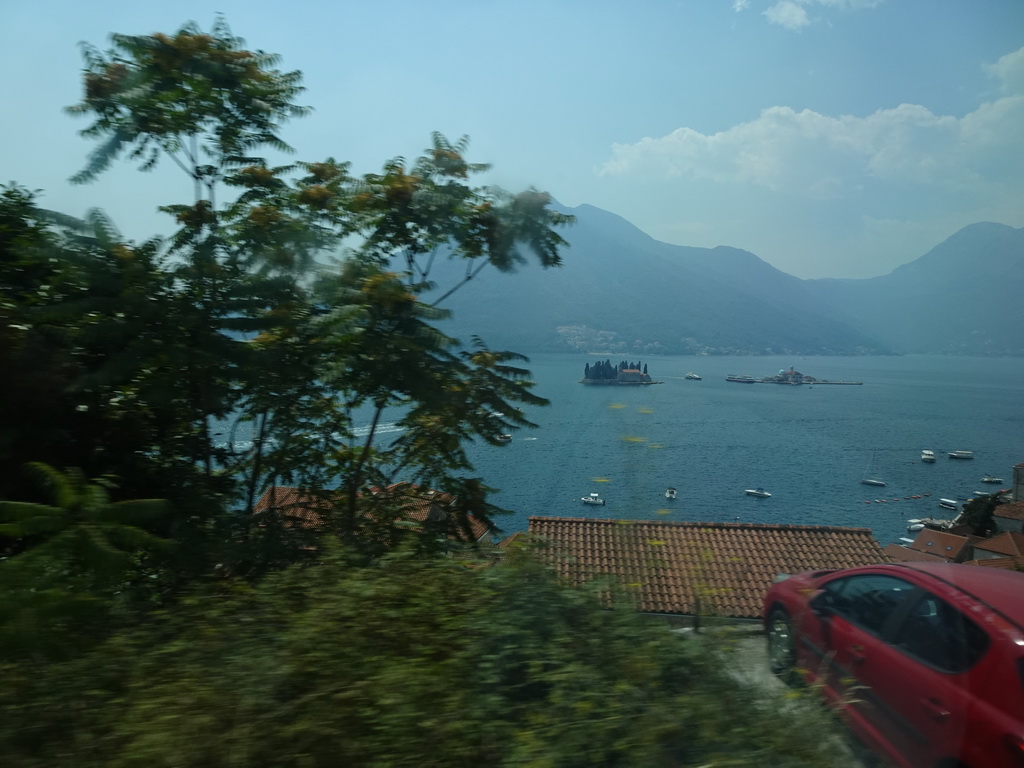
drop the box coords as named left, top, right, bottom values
left=906, top=528, right=972, bottom=561
left=994, top=501, right=1024, bottom=521
left=522, top=517, right=889, bottom=620
left=973, top=530, right=1024, bottom=558
left=881, top=542, right=948, bottom=563
left=252, top=483, right=493, bottom=542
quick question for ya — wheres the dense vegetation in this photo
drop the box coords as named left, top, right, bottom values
left=0, top=20, right=846, bottom=766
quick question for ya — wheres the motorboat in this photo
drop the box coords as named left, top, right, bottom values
left=938, top=498, right=959, bottom=510
left=664, top=487, right=677, bottom=499
left=921, top=450, right=936, bottom=463
left=684, top=372, right=702, bottom=380
left=948, top=450, right=974, bottom=460
left=907, top=523, right=925, bottom=532
left=581, top=492, right=606, bottom=506
left=981, top=475, right=1004, bottom=484
left=495, top=434, right=512, bottom=443
left=745, top=488, right=771, bottom=498
left=861, top=478, right=887, bottom=487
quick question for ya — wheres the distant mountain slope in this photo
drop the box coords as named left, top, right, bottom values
left=807, top=222, right=1024, bottom=355
left=427, top=203, right=885, bottom=355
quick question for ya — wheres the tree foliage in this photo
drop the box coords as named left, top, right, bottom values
left=0, top=547, right=843, bottom=768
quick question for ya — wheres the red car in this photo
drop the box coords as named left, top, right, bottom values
left=763, top=562, right=1024, bottom=768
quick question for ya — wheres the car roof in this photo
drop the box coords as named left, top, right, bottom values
left=889, top=562, right=1024, bottom=627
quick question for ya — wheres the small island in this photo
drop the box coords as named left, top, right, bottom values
left=725, top=366, right=863, bottom=385
left=580, top=359, right=661, bottom=386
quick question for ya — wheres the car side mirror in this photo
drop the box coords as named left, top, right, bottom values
left=809, top=591, right=833, bottom=618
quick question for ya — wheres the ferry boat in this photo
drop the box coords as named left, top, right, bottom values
left=980, top=475, right=1004, bottom=484
left=921, top=450, right=936, bottom=463
left=948, top=450, right=975, bottom=460
left=581, top=492, right=606, bottom=506
left=726, top=374, right=756, bottom=383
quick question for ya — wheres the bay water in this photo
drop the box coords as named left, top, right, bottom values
left=457, top=354, right=1024, bottom=547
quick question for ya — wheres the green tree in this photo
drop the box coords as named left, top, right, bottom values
left=0, top=463, right=171, bottom=661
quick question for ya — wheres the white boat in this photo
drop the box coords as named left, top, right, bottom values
left=938, top=498, right=959, bottom=510
left=907, top=523, right=925, bottom=532
left=495, top=434, right=512, bottom=443
left=981, top=475, right=1004, bottom=484
left=745, top=488, right=771, bottom=498
left=684, top=372, right=702, bottom=380
left=581, top=492, right=605, bottom=506
left=921, top=450, right=936, bottom=463
left=948, top=450, right=974, bottom=460
left=665, top=487, right=677, bottom=499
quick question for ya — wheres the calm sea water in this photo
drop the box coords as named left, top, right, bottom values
left=454, top=354, right=1024, bottom=546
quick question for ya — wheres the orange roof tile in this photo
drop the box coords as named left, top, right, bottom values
left=995, top=501, right=1024, bottom=521
left=525, top=517, right=889, bottom=619
left=908, top=529, right=971, bottom=561
left=972, top=531, right=1024, bottom=558
left=882, top=543, right=948, bottom=563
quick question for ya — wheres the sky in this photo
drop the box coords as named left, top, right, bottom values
left=2, top=0, right=1022, bottom=279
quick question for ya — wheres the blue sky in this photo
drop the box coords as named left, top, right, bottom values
left=2, top=0, right=1022, bottom=278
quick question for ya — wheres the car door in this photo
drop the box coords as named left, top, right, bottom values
left=852, top=588, right=989, bottom=767
left=797, top=574, right=919, bottom=761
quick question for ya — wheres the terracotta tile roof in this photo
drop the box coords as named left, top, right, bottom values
left=524, top=517, right=889, bottom=620
left=882, top=543, right=948, bottom=563
left=252, top=484, right=492, bottom=542
left=908, top=529, right=971, bottom=561
left=995, top=501, right=1024, bottom=521
left=972, top=531, right=1024, bottom=558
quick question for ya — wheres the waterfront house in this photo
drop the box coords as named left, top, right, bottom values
left=969, top=531, right=1024, bottom=562
left=884, top=528, right=974, bottom=563
left=993, top=501, right=1024, bottom=535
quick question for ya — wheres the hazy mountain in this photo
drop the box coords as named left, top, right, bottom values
left=425, top=204, right=1024, bottom=356
left=806, top=222, right=1024, bottom=355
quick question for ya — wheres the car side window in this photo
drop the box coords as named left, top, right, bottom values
left=823, top=574, right=914, bottom=635
left=891, top=592, right=989, bottom=673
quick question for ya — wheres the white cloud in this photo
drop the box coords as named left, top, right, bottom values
left=763, top=1, right=809, bottom=30
left=758, top=0, right=884, bottom=31
left=986, top=47, right=1024, bottom=94
left=600, top=90, right=1024, bottom=196
left=732, top=0, right=750, bottom=11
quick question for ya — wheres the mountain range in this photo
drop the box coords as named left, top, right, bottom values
left=426, top=203, right=1024, bottom=356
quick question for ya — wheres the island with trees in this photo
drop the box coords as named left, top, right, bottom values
left=581, top=359, right=660, bottom=385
